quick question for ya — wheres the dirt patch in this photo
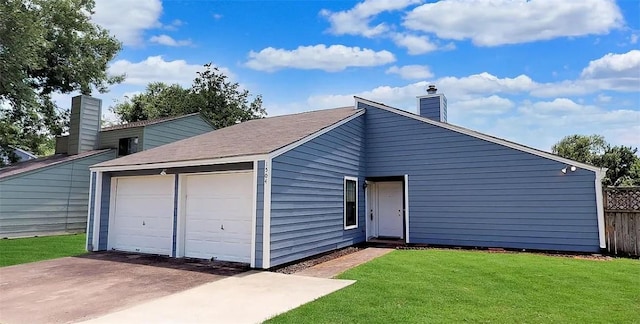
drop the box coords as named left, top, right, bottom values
left=273, top=247, right=363, bottom=274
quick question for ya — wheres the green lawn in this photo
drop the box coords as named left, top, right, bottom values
left=0, top=234, right=87, bottom=267
left=268, top=249, right=640, bottom=323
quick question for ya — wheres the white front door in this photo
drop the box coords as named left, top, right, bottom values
left=377, top=181, right=404, bottom=238
left=109, top=176, right=175, bottom=255
left=182, top=172, right=253, bottom=263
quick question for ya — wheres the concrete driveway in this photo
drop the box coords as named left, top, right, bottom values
left=0, top=252, right=248, bottom=324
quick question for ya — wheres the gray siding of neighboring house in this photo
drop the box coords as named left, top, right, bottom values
left=0, top=150, right=116, bottom=238
left=255, top=161, right=265, bottom=268
left=360, top=102, right=599, bottom=252
left=269, top=115, right=366, bottom=267
left=98, top=128, right=145, bottom=153
left=143, top=115, right=213, bottom=150
left=68, top=96, right=101, bottom=155
left=55, top=136, right=69, bottom=154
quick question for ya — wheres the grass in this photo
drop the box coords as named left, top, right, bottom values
left=268, top=249, right=640, bottom=324
left=0, top=234, right=87, bottom=267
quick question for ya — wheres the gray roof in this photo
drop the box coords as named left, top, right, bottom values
left=0, top=149, right=112, bottom=180
left=101, top=113, right=202, bottom=131
left=94, top=107, right=360, bottom=168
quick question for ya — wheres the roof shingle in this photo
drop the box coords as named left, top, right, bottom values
left=94, top=106, right=360, bottom=168
left=0, top=149, right=112, bottom=180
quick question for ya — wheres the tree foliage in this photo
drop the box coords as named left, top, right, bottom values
left=551, top=134, right=607, bottom=165
left=112, top=64, right=265, bottom=129
left=0, top=0, right=122, bottom=165
left=552, top=134, right=640, bottom=186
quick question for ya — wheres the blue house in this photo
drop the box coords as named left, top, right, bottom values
left=87, top=88, right=605, bottom=268
left=0, top=96, right=213, bottom=238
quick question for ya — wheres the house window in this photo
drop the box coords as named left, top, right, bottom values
left=344, top=176, right=358, bottom=229
left=118, top=137, right=138, bottom=156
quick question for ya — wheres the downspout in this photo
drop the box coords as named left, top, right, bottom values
left=594, top=168, right=607, bottom=249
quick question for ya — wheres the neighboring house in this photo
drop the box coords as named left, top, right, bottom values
left=1, top=147, right=38, bottom=165
left=87, top=88, right=605, bottom=269
left=0, top=95, right=214, bottom=238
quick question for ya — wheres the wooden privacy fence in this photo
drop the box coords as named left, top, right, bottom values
left=603, top=187, right=640, bottom=256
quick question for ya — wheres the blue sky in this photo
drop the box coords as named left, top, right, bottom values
left=57, top=0, right=639, bottom=151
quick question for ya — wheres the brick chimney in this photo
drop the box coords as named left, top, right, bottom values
left=417, top=85, right=447, bottom=123
left=67, top=95, right=101, bottom=155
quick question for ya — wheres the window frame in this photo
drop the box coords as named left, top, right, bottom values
left=343, top=176, right=358, bottom=230
left=118, top=137, right=139, bottom=156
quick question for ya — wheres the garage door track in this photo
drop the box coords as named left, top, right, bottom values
left=0, top=252, right=248, bottom=324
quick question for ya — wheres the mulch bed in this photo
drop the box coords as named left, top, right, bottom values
left=273, top=246, right=363, bottom=274
left=397, top=245, right=615, bottom=261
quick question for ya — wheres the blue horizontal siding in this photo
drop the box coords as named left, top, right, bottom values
left=419, top=96, right=442, bottom=121
left=269, top=114, right=366, bottom=267
left=360, top=102, right=599, bottom=253
left=98, top=173, right=111, bottom=250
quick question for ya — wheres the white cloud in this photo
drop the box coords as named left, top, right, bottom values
left=580, top=50, right=640, bottom=79
left=320, top=0, right=422, bottom=37
left=404, top=0, right=624, bottom=46
left=392, top=33, right=438, bottom=55
left=149, top=34, right=193, bottom=47
left=245, top=44, right=395, bottom=72
left=162, top=19, right=184, bottom=31
left=109, top=56, right=209, bottom=86
left=596, top=94, right=612, bottom=103
left=386, top=65, right=434, bottom=80
left=437, top=73, right=537, bottom=98
left=452, top=95, right=514, bottom=115
left=631, top=34, right=639, bottom=44
left=93, top=0, right=163, bottom=46
left=503, top=98, right=640, bottom=149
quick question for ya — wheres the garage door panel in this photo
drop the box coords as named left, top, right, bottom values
left=110, top=176, right=174, bottom=256
left=183, top=172, right=253, bottom=263
left=115, top=180, right=174, bottom=196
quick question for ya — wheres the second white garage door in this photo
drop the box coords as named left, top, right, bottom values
left=182, top=171, right=253, bottom=263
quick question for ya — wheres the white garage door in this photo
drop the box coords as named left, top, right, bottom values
left=109, top=176, right=174, bottom=256
left=183, top=172, right=253, bottom=263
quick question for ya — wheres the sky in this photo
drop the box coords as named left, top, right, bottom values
left=55, top=0, right=639, bottom=152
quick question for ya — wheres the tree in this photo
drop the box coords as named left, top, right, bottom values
left=552, top=134, right=640, bottom=186
left=0, top=0, right=122, bottom=165
left=551, top=134, right=607, bottom=165
left=597, top=146, right=639, bottom=186
left=112, top=64, right=265, bottom=129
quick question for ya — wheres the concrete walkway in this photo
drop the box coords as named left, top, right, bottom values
left=79, top=271, right=354, bottom=324
left=296, top=247, right=394, bottom=278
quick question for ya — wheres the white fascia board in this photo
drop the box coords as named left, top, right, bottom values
left=269, top=110, right=365, bottom=159
left=355, top=97, right=601, bottom=173
left=595, top=168, right=607, bottom=248
left=404, top=174, right=410, bottom=243
left=262, top=158, right=272, bottom=269
left=90, top=154, right=269, bottom=172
